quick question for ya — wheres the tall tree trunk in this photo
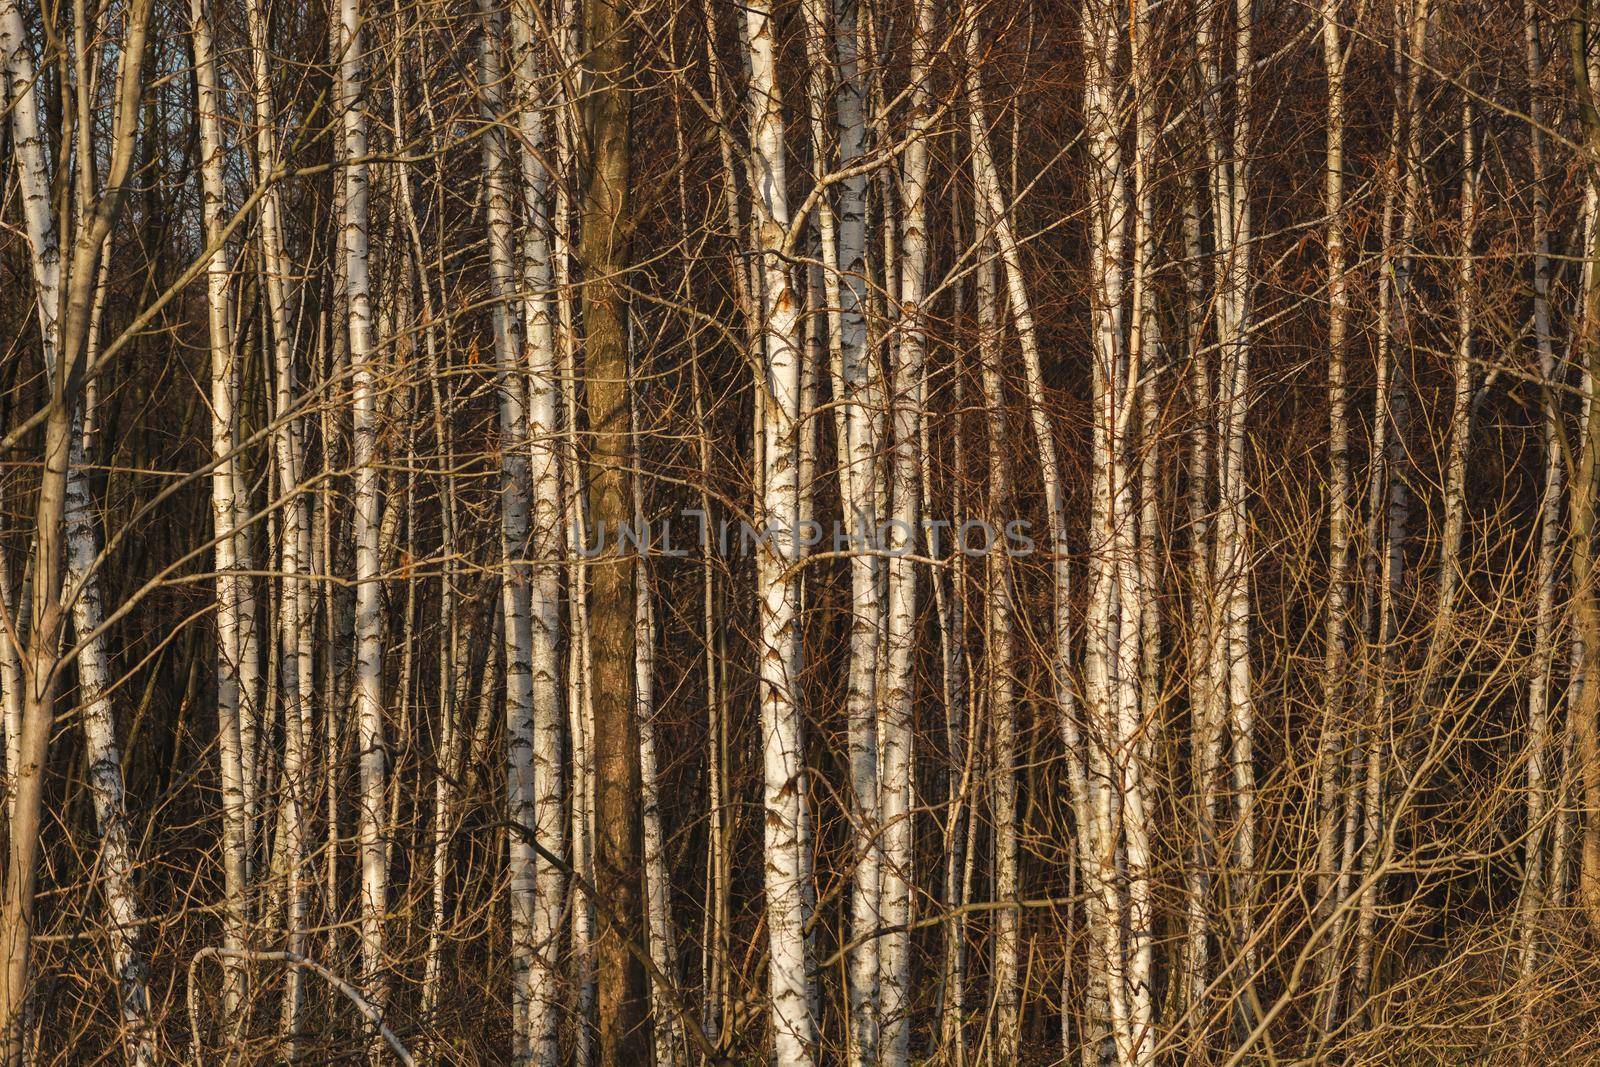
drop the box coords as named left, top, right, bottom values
left=192, top=0, right=254, bottom=1021
left=0, top=0, right=155, bottom=1055
left=508, top=3, right=569, bottom=1057
left=1568, top=3, right=1600, bottom=932
left=636, top=562, right=684, bottom=1067
left=1519, top=0, right=1562, bottom=1033
left=835, top=0, right=883, bottom=1055
left=337, top=0, right=390, bottom=1029
left=975, top=211, right=1021, bottom=1062
left=795, top=0, right=884, bottom=1050
left=247, top=0, right=314, bottom=1042
left=63, top=276, right=157, bottom=1067
left=1180, top=153, right=1217, bottom=1057
left=0, top=553, right=21, bottom=825
left=0, top=0, right=153, bottom=1054
left=1314, top=0, right=1352, bottom=952
left=879, top=0, right=934, bottom=1058
left=477, top=11, right=543, bottom=1060
left=579, top=0, right=650, bottom=1056
left=740, top=0, right=816, bottom=1057
left=1078, top=0, right=1154, bottom=1058
left=1427, top=96, right=1477, bottom=695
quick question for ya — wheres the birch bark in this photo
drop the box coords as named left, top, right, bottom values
left=1315, top=0, right=1351, bottom=904
left=508, top=5, right=568, bottom=1057
left=1519, top=0, right=1561, bottom=1017
left=477, top=11, right=542, bottom=1059
left=0, top=0, right=154, bottom=1054
left=336, top=0, right=391, bottom=1024
left=833, top=0, right=884, bottom=1056
left=879, top=0, right=935, bottom=1057
left=191, top=0, right=253, bottom=1019
left=740, top=0, right=815, bottom=1057
left=0, top=0, right=155, bottom=1056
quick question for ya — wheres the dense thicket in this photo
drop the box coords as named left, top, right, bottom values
left=2, top=0, right=1598, bottom=1061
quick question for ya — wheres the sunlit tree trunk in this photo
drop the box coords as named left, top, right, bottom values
left=1180, top=155, right=1217, bottom=1055
left=0, top=0, right=155, bottom=1057
left=1427, top=96, right=1477, bottom=692
left=1314, top=0, right=1353, bottom=1012
left=0, top=553, right=20, bottom=823
left=337, top=0, right=390, bottom=1028
left=579, top=0, right=651, bottom=1057
left=1519, top=0, right=1561, bottom=1028
left=1568, top=2, right=1600, bottom=933
left=879, top=0, right=934, bottom=1058
left=247, top=0, right=315, bottom=1042
left=1201, top=0, right=1257, bottom=1033
left=65, top=285, right=157, bottom=1067
left=191, top=0, right=253, bottom=1019
left=739, top=0, right=815, bottom=1056
left=0, top=0, right=153, bottom=1055
left=836, top=0, right=883, bottom=1056
left=974, top=209, right=1021, bottom=1062
left=1078, top=0, right=1153, bottom=1058
left=636, top=560, right=684, bottom=1067
left=477, top=11, right=542, bottom=1059
left=508, top=3, right=569, bottom=1057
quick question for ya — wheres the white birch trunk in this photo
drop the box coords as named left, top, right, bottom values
left=0, top=553, right=20, bottom=823
left=337, top=0, right=390, bottom=1026
left=1430, top=97, right=1477, bottom=693
left=1124, top=0, right=1161, bottom=1049
left=938, top=334, right=972, bottom=1067
left=551, top=5, right=595, bottom=1047
left=1180, top=159, right=1216, bottom=1053
left=477, top=12, right=541, bottom=1061
left=64, top=303, right=158, bottom=1066
left=1198, top=0, right=1256, bottom=1032
left=1076, top=0, right=1153, bottom=1058
left=2, top=0, right=155, bottom=1055
left=636, top=565, right=684, bottom=1067
left=507, top=5, right=568, bottom=1058
left=879, top=0, right=934, bottom=1058
left=1313, top=0, right=1353, bottom=1026
left=191, top=0, right=253, bottom=1020
left=974, top=216, right=1021, bottom=1061
left=246, top=0, right=315, bottom=1042
left=740, top=0, right=815, bottom=1058
left=831, top=0, right=884, bottom=1056
left=0, top=0, right=154, bottom=1052
left=1519, top=0, right=1560, bottom=1017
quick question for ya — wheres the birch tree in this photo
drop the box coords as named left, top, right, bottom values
left=879, top=0, right=936, bottom=1058
left=739, top=0, right=815, bottom=1056
left=1518, top=0, right=1562, bottom=1016
left=0, top=0, right=155, bottom=1056
left=336, top=0, right=390, bottom=1022
left=508, top=1, right=569, bottom=1056
left=191, top=0, right=254, bottom=1018
left=477, top=9, right=544, bottom=1059
left=0, top=0, right=1595, bottom=1060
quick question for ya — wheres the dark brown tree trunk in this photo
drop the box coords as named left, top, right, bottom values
left=579, top=0, right=649, bottom=1059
